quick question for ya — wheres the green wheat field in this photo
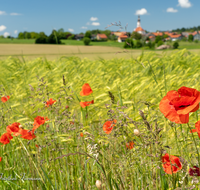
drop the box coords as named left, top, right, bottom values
left=1, top=49, right=200, bottom=189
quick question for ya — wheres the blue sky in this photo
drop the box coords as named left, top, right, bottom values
left=0, top=0, right=199, bottom=37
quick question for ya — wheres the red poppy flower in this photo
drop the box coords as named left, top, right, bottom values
left=126, top=141, right=134, bottom=149
left=80, top=100, right=94, bottom=108
left=45, top=98, right=56, bottom=107
left=80, top=132, right=84, bottom=137
left=159, top=86, right=200, bottom=124
left=0, top=157, right=2, bottom=162
left=35, top=144, right=39, bottom=148
left=162, top=153, right=182, bottom=174
left=80, top=83, right=93, bottom=96
left=103, top=119, right=117, bottom=134
left=70, top=121, right=74, bottom=125
left=20, top=129, right=36, bottom=140
left=1, top=96, right=10, bottom=103
left=189, top=166, right=200, bottom=176
left=190, top=120, right=200, bottom=138
left=32, top=116, right=49, bottom=132
left=0, top=133, right=13, bottom=145
left=6, top=122, right=21, bottom=136
left=66, top=105, right=69, bottom=109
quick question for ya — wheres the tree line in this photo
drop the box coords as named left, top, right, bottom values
left=172, top=26, right=200, bottom=33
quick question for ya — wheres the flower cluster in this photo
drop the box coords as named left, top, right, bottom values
left=0, top=117, right=48, bottom=145
left=160, top=86, right=200, bottom=175
left=79, top=83, right=94, bottom=108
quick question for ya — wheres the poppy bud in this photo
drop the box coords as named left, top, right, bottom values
left=96, top=180, right=102, bottom=189
left=66, top=105, right=69, bottom=109
left=134, top=129, right=140, bottom=136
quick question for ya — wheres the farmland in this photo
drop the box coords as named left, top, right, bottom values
left=0, top=44, right=200, bottom=61
left=1, top=49, right=200, bottom=189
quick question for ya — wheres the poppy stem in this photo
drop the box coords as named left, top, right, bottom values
left=18, top=138, right=48, bottom=189
left=187, top=123, right=200, bottom=166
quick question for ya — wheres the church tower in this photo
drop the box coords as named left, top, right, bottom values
left=134, top=15, right=145, bottom=35
left=137, top=15, right=141, bottom=28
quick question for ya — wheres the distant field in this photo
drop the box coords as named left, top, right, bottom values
left=0, top=38, right=35, bottom=44
left=0, top=44, right=200, bottom=60
left=1, top=38, right=200, bottom=50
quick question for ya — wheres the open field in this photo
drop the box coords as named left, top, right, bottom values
left=0, top=44, right=200, bottom=61
left=1, top=38, right=200, bottom=50
left=1, top=49, right=200, bottom=189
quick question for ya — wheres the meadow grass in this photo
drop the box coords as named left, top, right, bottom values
left=1, top=38, right=200, bottom=50
left=0, top=49, right=200, bottom=189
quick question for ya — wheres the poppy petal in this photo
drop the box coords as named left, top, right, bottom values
left=159, top=96, right=189, bottom=124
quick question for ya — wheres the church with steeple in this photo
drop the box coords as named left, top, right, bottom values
left=134, top=15, right=146, bottom=35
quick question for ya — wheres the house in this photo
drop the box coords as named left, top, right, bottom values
left=152, top=32, right=163, bottom=36
left=111, top=31, right=127, bottom=37
left=118, top=35, right=128, bottom=42
left=149, top=36, right=155, bottom=41
left=168, top=34, right=183, bottom=41
left=192, top=31, right=200, bottom=41
left=96, top=34, right=108, bottom=40
left=74, top=34, right=84, bottom=41
left=91, top=34, right=97, bottom=40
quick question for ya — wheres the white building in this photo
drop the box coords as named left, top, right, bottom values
left=134, top=15, right=146, bottom=35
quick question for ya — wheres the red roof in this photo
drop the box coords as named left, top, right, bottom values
left=97, top=34, right=108, bottom=39
left=118, top=35, right=128, bottom=39
left=168, top=34, right=182, bottom=38
left=152, top=32, right=163, bottom=36
left=149, top=36, right=155, bottom=39
left=135, top=27, right=145, bottom=32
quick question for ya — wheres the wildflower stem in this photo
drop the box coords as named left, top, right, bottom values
left=187, top=123, right=200, bottom=166
left=18, top=138, right=49, bottom=189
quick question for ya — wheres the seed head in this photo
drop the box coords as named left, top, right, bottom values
left=96, top=180, right=102, bottom=189
left=134, top=129, right=140, bottom=136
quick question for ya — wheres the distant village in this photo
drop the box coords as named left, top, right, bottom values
left=74, top=16, right=200, bottom=43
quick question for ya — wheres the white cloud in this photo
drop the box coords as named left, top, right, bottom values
left=86, top=22, right=90, bottom=25
left=0, top=25, right=6, bottom=32
left=14, top=30, right=18, bottom=34
left=91, top=22, right=100, bottom=26
left=4, top=32, right=10, bottom=38
left=135, top=8, right=148, bottom=15
left=0, top=11, right=6, bottom=15
left=90, top=17, right=98, bottom=21
left=10, top=13, right=21, bottom=16
left=166, top=7, right=178, bottom=13
left=178, top=0, right=192, bottom=8
left=68, top=28, right=74, bottom=32
left=81, top=26, right=87, bottom=29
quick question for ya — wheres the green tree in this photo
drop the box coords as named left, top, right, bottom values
left=131, top=32, right=142, bottom=40
left=25, top=32, right=31, bottom=39
left=155, top=36, right=163, bottom=43
left=123, top=38, right=134, bottom=48
left=173, top=41, right=179, bottom=49
left=83, top=37, right=91, bottom=45
left=68, top=35, right=75, bottom=40
left=182, top=37, right=187, bottom=41
left=35, top=36, right=47, bottom=44
left=85, top=31, right=91, bottom=38
left=47, top=30, right=61, bottom=44
left=30, top=32, right=39, bottom=39
left=157, top=40, right=164, bottom=47
left=39, top=32, right=47, bottom=38
left=163, top=34, right=169, bottom=39
left=136, top=40, right=143, bottom=48
left=188, top=34, right=194, bottom=42
left=18, top=32, right=24, bottom=39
